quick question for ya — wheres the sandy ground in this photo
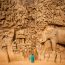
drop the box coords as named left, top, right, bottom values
left=0, top=49, right=65, bottom=65
left=0, top=59, right=65, bottom=65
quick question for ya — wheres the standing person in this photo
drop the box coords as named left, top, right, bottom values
left=29, top=54, right=35, bottom=63
left=33, top=48, right=38, bottom=60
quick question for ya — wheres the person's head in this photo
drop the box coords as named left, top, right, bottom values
left=32, top=54, right=34, bottom=55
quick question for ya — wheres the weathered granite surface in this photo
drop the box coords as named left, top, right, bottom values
left=0, top=0, right=65, bottom=62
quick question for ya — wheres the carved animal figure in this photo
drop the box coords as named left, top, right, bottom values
left=37, top=26, right=65, bottom=51
left=37, top=26, right=65, bottom=61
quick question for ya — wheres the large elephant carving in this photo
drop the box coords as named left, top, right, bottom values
left=37, top=26, right=65, bottom=51
left=37, top=26, right=65, bottom=61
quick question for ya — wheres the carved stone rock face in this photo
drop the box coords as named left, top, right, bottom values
left=0, top=0, right=65, bottom=62
left=19, top=0, right=35, bottom=7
